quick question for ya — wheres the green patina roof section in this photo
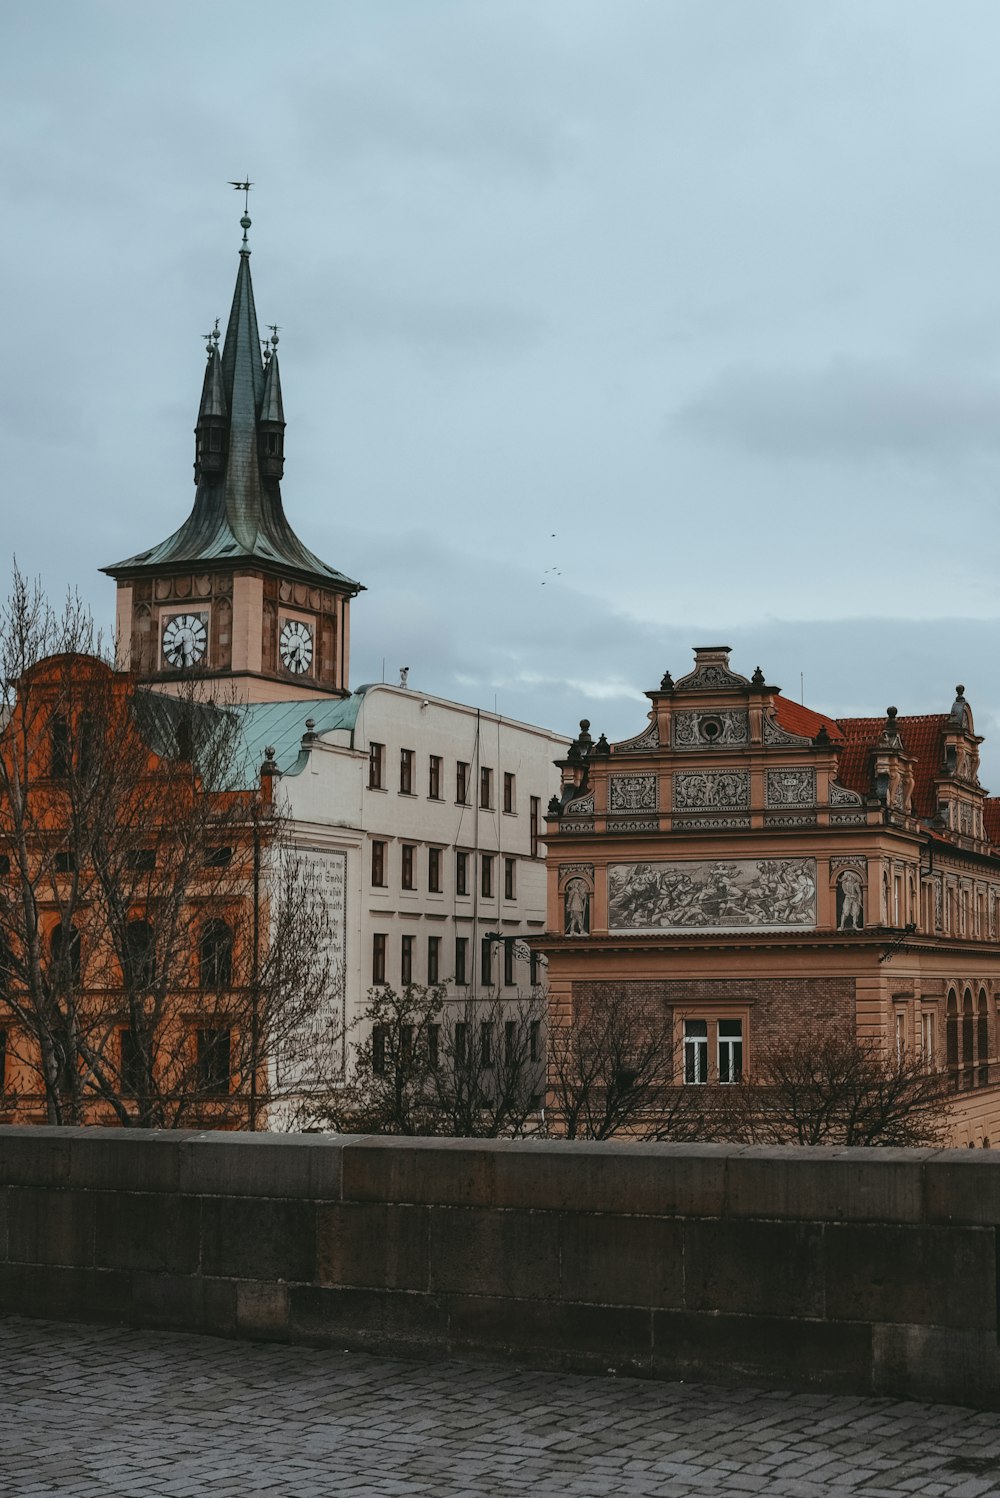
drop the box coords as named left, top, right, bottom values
left=133, top=690, right=363, bottom=790
left=103, top=249, right=361, bottom=594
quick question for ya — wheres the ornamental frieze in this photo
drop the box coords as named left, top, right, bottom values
left=830, top=781, right=863, bottom=806
left=672, top=711, right=749, bottom=749
left=608, top=857, right=816, bottom=931
left=672, top=815, right=752, bottom=831
left=765, top=768, right=816, bottom=808
left=673, top=770, right=749, bottom=810
left=606, top=817, right=660, bottom=832
left=611, top=718, right=660, bottom=754
left=763, top=714, right=811, bottom=748
left=562, top=792, right=594, bottom=817
left=609, top=774, right=657, bottom=814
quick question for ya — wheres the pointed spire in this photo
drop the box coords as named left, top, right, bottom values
left=194, top=324, right=227, bottom=481
left=258, top=332, right=285, bottom=481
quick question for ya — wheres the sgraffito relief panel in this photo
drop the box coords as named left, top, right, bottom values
left=766, top=769, right=816, bottom=807
left=609, top=774, right=657, bottom=813
left=608, top=858, right=817, bottom=931
left=673, top=770, right=749, bottom=811
left=272, top=847, right=347, bottom=1089
left=673, top=711, right=749, bottom=749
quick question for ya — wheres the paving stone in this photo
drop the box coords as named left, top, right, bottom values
left=2, top=1314, right=1000, bottom=1497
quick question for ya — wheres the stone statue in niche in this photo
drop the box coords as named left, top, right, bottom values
left=564, top=878, right=591, bottom=936
left=837, top=870, right=864, bottom=930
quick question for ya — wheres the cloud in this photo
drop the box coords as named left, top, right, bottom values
left=673, top=357, right=1000, bottom=465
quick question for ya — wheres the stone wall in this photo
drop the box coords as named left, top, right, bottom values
left=1, top=1127, right=998, bottom=1407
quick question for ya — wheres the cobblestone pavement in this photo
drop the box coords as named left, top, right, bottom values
left=4, top=1317, right=1000, bottom=1498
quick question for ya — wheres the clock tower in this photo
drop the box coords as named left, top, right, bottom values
left=104, top=204, right=363, bottom=701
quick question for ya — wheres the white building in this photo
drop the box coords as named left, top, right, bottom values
left=237, top=683, right=567, bottom=1108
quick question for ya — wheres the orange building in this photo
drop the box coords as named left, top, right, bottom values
left=538, top=646, right=1000, bottom=1146
left=0, top=652, right=273, bottom=1128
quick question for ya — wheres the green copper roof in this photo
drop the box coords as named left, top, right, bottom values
left=104, top=246, right=362, bottom=594
left=135, top=690, right=365, bottom=790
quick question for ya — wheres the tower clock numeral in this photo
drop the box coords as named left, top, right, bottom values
left=162, top=613, right=208, bottom=669
left=279, top=619, right=314, bottom=675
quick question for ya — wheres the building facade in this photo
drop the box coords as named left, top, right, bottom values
left=538, top=646, right=1000, bottom=1146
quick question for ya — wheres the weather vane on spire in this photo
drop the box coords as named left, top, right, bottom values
left=228, top=179, right=253, bottom=213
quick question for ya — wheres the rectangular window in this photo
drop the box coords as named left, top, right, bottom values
left=368, top=741, right=385, bottom=790
left=129, top=848, right=156, bottom=874
left=529, top=1019, right=540, bottom=1064
left=456, top=851, right=469, bottom=897
left=427, top=1022, right=440, bottom=1070
left=372, top=1024, right=386, bottom=1074
left=455, top=1021, right=468, bottom=1067
left=428, top=755, right=442, bottom=800
left=120, top=1028, right=142, bottom=1095
left=530, top=951, right=541, bottom=987
left=455, top=937, right=468, bottom=985
left=684, top=1020, right=708, bottom=1084
left=400, top=747, right=414, bottom=794
left=401, top=934, right=414, bottom=986
left=427, top=935, right=441, bottom=985
left=895, top=1009, right=906, bottom=1061
left=503, top=772, right=515, bottom=814
left=504, top=938, right=515, bottom=986
left=50, top=715, right=71, bottom=779
left=505, top=1019, right=517, bottom=1066
left=196, top=1028, right=231, bottom=1094
left=481, top=936, right=493, bottom=987
left=480, top=767, right=493, bottom=809
left=401, top=844, right=416, bottom=890
left=428, top=847, right=442, bottom=893
left=372, top=933, right=387, bottom=985
left=481, top=854, right=494, bottom=899
left=54, top=850, right=76, bottom=874
left=530, top=797, right=540, bottom=858
left=371, top=839, right=386, bottom=887
left=504, top=857, right=516, bottom=900
left=921, top=1011, right=935, bottom=1069
left=456, top=761, right=470, bottom=804
left=718, top=1019, right=743, bottom=1084
left=481, top=1021, right=493, bottom=1067
left=400, top=1024, right=413, bottom=1065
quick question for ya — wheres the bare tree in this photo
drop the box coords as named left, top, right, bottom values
left=300, top=984, right=545, bottom=1138
left=547, top=985, right=706, bottom=1141
left=712, top=1031, right=949, bottom=1147
left=0, top=568, right=337, bottom=1128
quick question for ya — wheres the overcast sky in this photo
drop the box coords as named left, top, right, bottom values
left=5, top=2, right=1000, bottom=777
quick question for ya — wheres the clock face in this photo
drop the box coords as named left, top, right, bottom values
left=279, top=619, right=314, bottom=675
left=161, top=613, right=208, bottom=669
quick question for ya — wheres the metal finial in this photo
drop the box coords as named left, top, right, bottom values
left=229, top=179, right=253, bottom=213
left=212, top=318, right=220, bottom=347
left=261, top=339, right=272, bottom=364
left=267, top=323, right=280, bottom=349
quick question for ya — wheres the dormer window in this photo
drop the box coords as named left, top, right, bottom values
left=265, top=432, right=282, bottom=457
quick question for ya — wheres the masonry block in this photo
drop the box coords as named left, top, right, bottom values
left=0, top=1126, right=76, bottom=1187
left=923, top=1152, right=1000, bottom=1226
left=429, top=1207, right=559, bottom=1300
left=67, top=1131, right=194, bottom=1194
left=652, top=1310, right=874, bottom=1394
left=873, top=1322, right=1000, bottom=1409
left=725, top=1147, right=933, bottom=1224
left=824, top=1223, right=996, bottom=1330
left=341, top=1136, right=499, bottom=1208
left=130, top=1270, right=235, bottom=1334
left=200, top=1195, right=315, bottom=1282
left=684, top=1219, right=825, bottom=1318
left=7, top=1187, right=96, bottom=1267
left=94, top=1191, right=200, bottom=1275
left=316, top=1202, right=428, bottom=1291
left=493, top=1140, right=734, bottom=1217
left=289, top=1285, right=448, bottom=1351
left=180, top=1131, right=344, bottom=1200
left=0, top=1262, right=130, bottom=1323
left=447, top=1293, right=651, bottom=1370
left=236, top=1280, right=291, bottom=1339
left=559, top=1212, right=684, bottom=1308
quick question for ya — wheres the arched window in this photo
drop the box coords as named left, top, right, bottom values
left=946, top=989, right=959, bottom=1091
left=962, top=988, right=975, bottom=1088
left=123, top=920, right=155, bottom=990
left=50, top=923, right=81, bottom=986
left=978, top=989, right=990, bottom=1088
left=50, top=715, right=71, bottom=779
left=199, top=920, right=233, bottom=991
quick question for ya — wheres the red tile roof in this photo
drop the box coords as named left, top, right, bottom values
left=772, top=695, right=844, bottom=743
left=983, top=799, right=1000, bottom=845
left=835, top=714, right=950, bottom=818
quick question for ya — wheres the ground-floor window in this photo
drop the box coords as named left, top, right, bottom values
left=684, top=1019, right=708, bottom=1084
left=717, top=1019, right=743, bottom=1083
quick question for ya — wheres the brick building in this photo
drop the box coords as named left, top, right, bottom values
left=538, top=645, right=1000, bottom=1145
